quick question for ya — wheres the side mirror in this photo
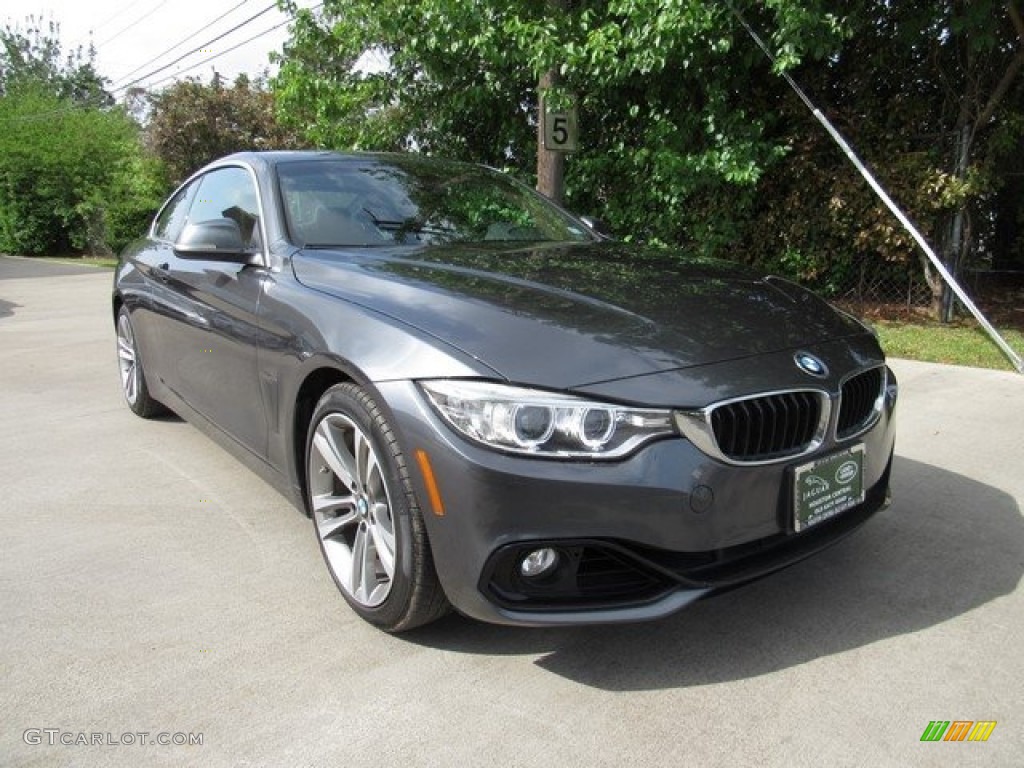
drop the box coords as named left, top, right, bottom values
left=580, top=215, right=613, bottom=239
left=175, top=219, right=251, bottom=261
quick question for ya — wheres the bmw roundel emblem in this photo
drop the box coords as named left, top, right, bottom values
left=795, top=352, right=828, bottom=377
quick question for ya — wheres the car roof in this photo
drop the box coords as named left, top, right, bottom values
left=216, top=150, right=452, bottom=171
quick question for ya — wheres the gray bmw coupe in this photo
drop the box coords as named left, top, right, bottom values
left=113, top=151, right=897, bottom=631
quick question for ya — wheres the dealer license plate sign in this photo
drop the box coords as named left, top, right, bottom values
left=793, top=445, right=865, bottom=532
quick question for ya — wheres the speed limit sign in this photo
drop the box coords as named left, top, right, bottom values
left=542, top=103, right=578, bottom=152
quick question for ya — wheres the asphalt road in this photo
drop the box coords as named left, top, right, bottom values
left=1, top=256, right=1021, bottom=767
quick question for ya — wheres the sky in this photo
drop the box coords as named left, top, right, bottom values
left=1, top=0, right=320, bottom=95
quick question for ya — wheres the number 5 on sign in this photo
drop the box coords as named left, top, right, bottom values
left=542, top=104, right=578, bottom=152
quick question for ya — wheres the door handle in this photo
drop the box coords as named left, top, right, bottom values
left=154, top=262, right=170, bottom=282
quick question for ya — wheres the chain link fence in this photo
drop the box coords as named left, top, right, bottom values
left=833, top=253, right=1024, bottom=336
left=837, top=255, right=933, bottom=309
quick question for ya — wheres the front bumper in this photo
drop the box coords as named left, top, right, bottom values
left=377, top=367, right=897, bottom=627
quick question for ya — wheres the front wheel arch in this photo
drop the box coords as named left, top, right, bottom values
left=291, top=365, right=354, bottom=517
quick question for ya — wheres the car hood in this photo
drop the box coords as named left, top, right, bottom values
left=291, top=242, right=869, bottom=390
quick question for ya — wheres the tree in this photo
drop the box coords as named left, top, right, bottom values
left=272, top=1, right=1024, bottom=319
left=0, top=86, right=163, bottom=255
left=0, top=18, right=159, bottom=255
left=273, top=1, right=539, bottom=166
left=146, top=74, right=302, bottom=185
left=926, top=1, right=1024, bottom=319
left=273, top=1, right=842, bottom=238
left=1, top=16, right=110, bottom=106
left=737, top=1, right=1024, bottom=318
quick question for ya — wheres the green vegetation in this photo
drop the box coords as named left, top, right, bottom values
left=275, top=0, right=1024, bottom=320
left=0, top=19, right=296, bottom=256
left=0, top=19, right=165, bottom=255
left=146, top=74, right=300, bottom=186
left=3, top=3, right=1023, bottom=339
left=274, top=0, right=847, bottom=239
left=875, top=321, right=1024, bottom=371
left=0, top=87, right=162, bottom=255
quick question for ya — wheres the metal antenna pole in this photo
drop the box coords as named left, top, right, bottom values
left=728, top=3, right=1023, bottom=374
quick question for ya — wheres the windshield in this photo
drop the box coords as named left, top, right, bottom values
left=277, top=156, right=594, bottom=247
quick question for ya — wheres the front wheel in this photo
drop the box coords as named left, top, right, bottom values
left=306, top=383, right=449, bottom=632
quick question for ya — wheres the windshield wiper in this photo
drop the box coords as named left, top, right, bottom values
left=362, top=209, right=456, bottom=237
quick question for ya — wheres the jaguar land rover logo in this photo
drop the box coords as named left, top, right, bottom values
left=835, top=461, right=859, bottom=484
left=795, top=352, right=828, bottom=377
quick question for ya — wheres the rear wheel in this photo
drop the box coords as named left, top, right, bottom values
left=115, top=307, right=165, bottom=418
left=306, top=383, right=449, bottom=631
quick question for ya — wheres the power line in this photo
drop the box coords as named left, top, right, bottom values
left=0, top=1, right=320, bottom=124
left=111, top=0, right=253, bottom=88
left=141, top=17, right=296, bottom=90
left=94, top=0, right=172, bottom=49
left=139, top=2, right=321, bottom=90
left=64, top=0, right=145, bottom=49
left=112, top=1, right=280, bottom=93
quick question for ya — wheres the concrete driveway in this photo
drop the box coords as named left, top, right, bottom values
left=1, top=256, right=1021, bottom=767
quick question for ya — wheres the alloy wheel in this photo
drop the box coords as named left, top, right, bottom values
left=309, top=412, right=397, bottom=607
left=116, top=312, right=139, bottom=406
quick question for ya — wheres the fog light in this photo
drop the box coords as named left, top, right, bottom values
left=519, top=548, right=559, bottom=578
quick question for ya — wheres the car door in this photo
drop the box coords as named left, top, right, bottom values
left=157, top=165, right=270, bottom=457
left=120, top=179, right=198, bottom=394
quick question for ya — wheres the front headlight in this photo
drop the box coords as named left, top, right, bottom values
left=419, top=380, right=676, bottom=459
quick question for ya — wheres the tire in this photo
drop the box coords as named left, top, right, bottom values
left=306, top=383, right=449, bottom=632
left=115, top=307, right=166, bottom=419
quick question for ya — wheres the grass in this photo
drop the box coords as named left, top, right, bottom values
left=873, top=320, right=1024, bottom=372
left=47, top=255, right=119, bottom=269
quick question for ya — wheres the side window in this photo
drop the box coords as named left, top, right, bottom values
left=152, top=181, right=197, bottom=242
left=186, top=166, right=263, bottom=249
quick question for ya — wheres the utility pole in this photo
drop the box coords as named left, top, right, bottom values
left=537, top=0, right=568, bottom=204
left=536, top=68, right=565, bottom=204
